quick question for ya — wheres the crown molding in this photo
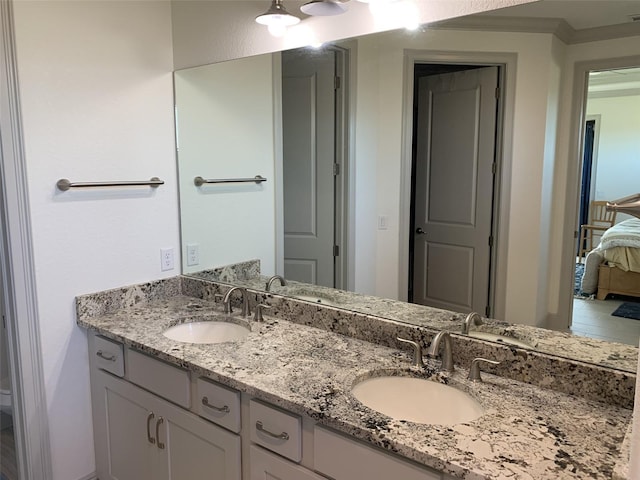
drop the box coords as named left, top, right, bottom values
left=588, top=87, right=640, bottom=99
left=431, top=16, right=574, bottom=43
left=431, top=15, right=640, bottom=45
left=571, top=21, right=640, bottom=44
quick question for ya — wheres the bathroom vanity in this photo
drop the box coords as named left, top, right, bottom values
left=77, top=275, right=632, bottom=479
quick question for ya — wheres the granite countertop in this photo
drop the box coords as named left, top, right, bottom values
left=77, top=292, right=631, bottom=480
left=191, top=269, right=638, bottom=373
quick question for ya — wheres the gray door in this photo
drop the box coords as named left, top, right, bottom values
left=282, top=50, right=336, bottom=287
left=413, top=67, right=498, bottom=313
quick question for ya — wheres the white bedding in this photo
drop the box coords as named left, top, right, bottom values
left=599, top=218, right=640, bottom=250
left=581, top=219, right=640, bottom=293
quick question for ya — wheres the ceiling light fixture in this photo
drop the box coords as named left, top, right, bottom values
left=301, top=0, right=349, bottom=16
left=255, top=0, right=301, bottom=35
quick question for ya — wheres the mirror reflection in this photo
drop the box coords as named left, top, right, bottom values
left=174, top=0, right=640, bottom=372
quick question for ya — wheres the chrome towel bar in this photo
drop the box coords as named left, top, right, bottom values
left=56, top=177, right=164, bottom=191
left=194, top=175, right=267, bottom=186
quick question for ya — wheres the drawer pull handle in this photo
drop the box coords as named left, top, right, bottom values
left=146, top=412, right=155, bottom=444
left=256, top=420, right=289, bottom=440
left=156, top=417, right=165, bottom=450
left=202, top=396, right=230, bottom=413
left=96, top=350, right=116, bottom=362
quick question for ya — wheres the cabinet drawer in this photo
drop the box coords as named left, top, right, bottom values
left=91, top=336, right=124, bottom=377
left=250, top=399, right=301, bottom=462
left=127, top=349, right=190, bottom=408
left=314, top=426, right=441, bottom=480
left=195, top=377, right=241, bottom=433
left=250, top=445, right=325, bottom=480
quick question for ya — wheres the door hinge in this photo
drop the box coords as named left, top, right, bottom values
left=333, top=163, right=340, bottom=176
left=333, top=245, right=340, bottom=257
left=334, top=76, right=341, bottom=90
left=491, top=162, right=497, bottom=175
left=485, top=305, right=491, bottom=317
left=488, top=236, right=494, bottom=247
left=574, top=230, right=579, bottom=239
left=495, top=86, right=500, bottom=99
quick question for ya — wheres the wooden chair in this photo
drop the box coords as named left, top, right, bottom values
left=578, top=200, right=617, bottom=260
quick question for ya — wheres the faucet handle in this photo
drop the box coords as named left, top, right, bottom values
left=397, top=337, right=425, bottom=368
left=468, top=358, right=500, bottom=382
left=253, top=303, right=271, bottom=322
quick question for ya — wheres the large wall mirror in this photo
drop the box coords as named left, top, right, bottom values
left=174, top=0, right=640, bottom=373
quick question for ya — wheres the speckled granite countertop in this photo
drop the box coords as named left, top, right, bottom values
left=77, top=290, right=631, bottom=480
left=189, top=261, right=638, bottom=373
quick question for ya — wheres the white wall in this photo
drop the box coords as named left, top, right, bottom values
left=587, top=94, right=640, bottom=211
left=175, top=56, right=276, bottom=275
left=12, top=2, right=178, bottom=478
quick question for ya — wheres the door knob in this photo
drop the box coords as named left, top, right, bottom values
left=415, top=228, right=425, bottom=235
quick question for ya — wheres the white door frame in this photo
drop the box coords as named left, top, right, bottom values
left=562, top=54, right=640, bottom=326
left=0, top=1, right=53, bottom=478
left=400, top=50, right=517, bottom=320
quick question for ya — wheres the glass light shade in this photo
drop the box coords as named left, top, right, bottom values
left=300, top=0, right=348, bottom=16
left=256, top=0, right=300, bottom=26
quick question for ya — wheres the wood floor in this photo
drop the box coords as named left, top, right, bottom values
left=1, top=425, right=18, bottom=480
left=572, top=296, right=640, bottom=346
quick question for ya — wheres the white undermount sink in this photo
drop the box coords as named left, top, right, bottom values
left=469, top=331, right=532, bottom=348
left=294, top=295, right=338, bottom=306
left=352, top=376, right=484, bottom=425
left=163, top=321, right=249, bottom=344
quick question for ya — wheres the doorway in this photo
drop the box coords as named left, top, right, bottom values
left=570, top=64, right=640, bottom=344
left=281, top=47, right=349, bottom=289
left=409, top=64, right=500, bottom=316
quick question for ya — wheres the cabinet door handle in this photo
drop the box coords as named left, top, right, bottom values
left=146, top=412, right=155, bottom=444
left=255, top=420, right=289, bottom=440
left=202, top=396, right=230, bottom=413
left=96, top=350, right=117, bottom=362
left=156, top=417, right=165, bottom=450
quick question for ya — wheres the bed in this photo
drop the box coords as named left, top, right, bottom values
left=581, top=218, right=640, bottom=300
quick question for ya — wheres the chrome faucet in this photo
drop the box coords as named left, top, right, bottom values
left=265, top=275, right=287, bottom=292
left=462, top=312, right=483, bottom=334
left=222, top=286, right=250, bottom=317
left=468, top=358, right=500, bottom=382
left=426, top=331, right=454, bottom=372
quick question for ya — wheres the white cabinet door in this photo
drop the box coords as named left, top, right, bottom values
left=249, top=445, right=324, bottom=480
left=155, top=394, right=241, bottom=480
left=314, top=427, right=442, bottom=480
left=92, top=370, right=241, bottom=480
left=92, top=370, right=157, bottom=480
